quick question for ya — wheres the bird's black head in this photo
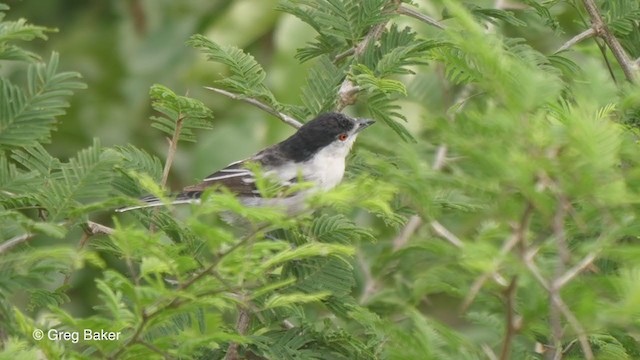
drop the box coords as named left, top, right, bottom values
left=279, top=112, right=374, bottom=162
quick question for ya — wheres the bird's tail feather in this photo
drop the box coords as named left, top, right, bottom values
left=116, top=193, right=199, bottom=213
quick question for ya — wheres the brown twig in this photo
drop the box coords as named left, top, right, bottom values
left=392, top=215, right=422, bottom=250
left=61, top=221, right=115, bottom=285
left=554, top=252, right=597, bottom=289
left=225, top=301, right=251, bottom=360
left=139, top=340, right=176, bottom=359
left=550, top=201, right=570, bottom=358
left=205, top=86, right=302, bottom=129
left=481, top=343, right=499, bottom=360
left=0, top=232, right=34, bottom=255
left=498, top=276, right=519, bottom=360
left=86, top=220, right=114, bottom=235
left=109, top=227, right=264, bottom=359
left=460, top=203, right=533, bottom=312
left=63, top=231, right=91, bottom=286
left=149, top=109, right=185, bottom=234
left=282, top=320, right=295, bottom=329
left=397, top=4, right=445, bottom=30
left=333, top=48, right=356, bottom=63
left=125, top=256, right=141, bottom=286
left=0, top=220, right=73, bottom=255
left=335, top=4, right=446, bottom=63
left=432, top=145, right=448, bottom=170
left=129, top=0, right=147, bottom=35
left=430, top=220, right=464, bottom=248
left=336, top=80, right=362, bottom=111
left=336, top=0, right=396, bottom=111
left=554, top=28, right=595, bottom=54
left=161, top=114, right=184, bottom=188
left=581, top=0, right=638, bottom=83
left=357, top=252, right=378, bottom=304
left=523, top=251, right=594, bottom=360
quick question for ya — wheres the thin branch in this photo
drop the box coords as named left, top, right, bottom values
left=161, top=114, right=184, bottom=188
left=139, top=340, right=176, bottom=359
left=550, top=202, right=569, bottom=359
left=523, top=246, right=547, bottom=286
left=128, top=0, right=147, bottom=35
left=335, top=2, right=392, bottom=111
left=523, top=253, right=594, bottom=360
left=397, top=5, right=445, bottom=30
left=205, top=86, right=302, bottom=129
left=461, top=203, right=533, bottom=312
left=571, top=5, right=619, bottom=83
left=581, top=0, right=637, bottom=83
left=481, top=343, right=499, bottom=360
left=64, top=231, right=91, bottom=285
left=460, top=235, right=515, bottom=312
left=432, top=145, right=448, bottom=170
left=499, top=276, right=519, bottom=360
left=554, top=28, right=595, bottom=54
left=86, top=220, right=114, bottom=235
left=0, top=232, right=34, bottom=255
left=62, top=221, right=115, bottom=285
left=495, top=0, right=530, bottom=10
left=355, top=23, right=387, bottom=57
left=554, top=252, right=597, bottom=289
left=109, top=227, right=265, bottom=359
left=553, top=200, right=571, bottom=264
left=333, top=48, right=355, bottom=63
left=553, top=289, right=594, bottom=360
left=125, top=256, right=141, bottom=286
left=336, top=1, right=447, bottom=109
left=149, top=106, right=186, bottom=234
left=225, top=301, right=251, bottom=360
left=357, top=252, right=378, bottom=304
left=429, top=220, right=464, bottom=248
left=282, top=320, right=295, bottom=329
left=336, top=80, right=362, bottom=111
left=392, top=215, right=422, bottom=250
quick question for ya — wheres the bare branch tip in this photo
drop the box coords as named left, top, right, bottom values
left=205, top=86, right=302, bottom=128
left=397, top=5, right=445, bottom=30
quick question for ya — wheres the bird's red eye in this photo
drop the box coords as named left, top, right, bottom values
left=338, top=133, right=348, bottom=141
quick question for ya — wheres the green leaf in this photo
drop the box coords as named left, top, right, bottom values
left=38, top=139, right=121, bottom=220
left=362, top=25, right=447, bottom=77
left=263, top=291, right=331, bottom=309
left=112, top=145, right=163, bottom=197
left=260, top=243, right=355, bottom=271
left=0, top=52, right=85, bottom=148
left=350, top=64, right=407, bottom=96
left=0, top=154, right=40, bottom=198
left=466, top=4, right=527, bottom=27
left=308, top=214, right=375, bottom=243
left=188, top=34, right=279, bottom=107
left=365, top=92, right=414, bottom=142
left=0, top=17, right=54, bottom=61
left=300, top=56, right=344, bottom=116
left=149, top=84, right=214, bottom=142
left=288, top=256, right=355, bottom=297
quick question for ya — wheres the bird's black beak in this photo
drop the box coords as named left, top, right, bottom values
left=356, top=118, right=375, bottom=132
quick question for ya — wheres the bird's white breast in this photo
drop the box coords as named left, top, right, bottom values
left=264, top=135, right=355, bottom=192
left=302, top=137, right=354, bottom=190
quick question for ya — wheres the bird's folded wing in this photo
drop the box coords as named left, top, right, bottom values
left=181, top=160, right=259, bottom=198
left=116, top=160, right=298, bottom=212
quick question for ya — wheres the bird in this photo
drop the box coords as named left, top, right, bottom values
left=116, top=112, right=375, bottom=213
